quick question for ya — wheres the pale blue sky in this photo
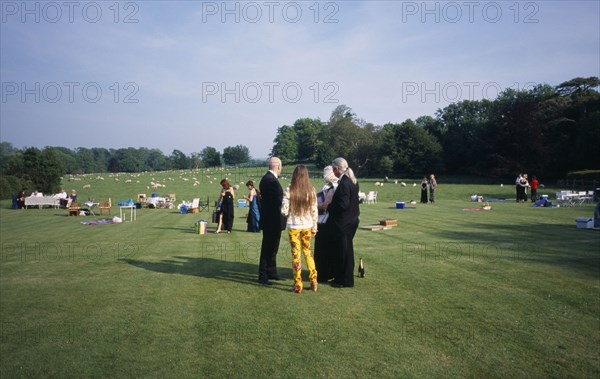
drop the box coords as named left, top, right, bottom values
left=1, top=1, right=598, bottom=158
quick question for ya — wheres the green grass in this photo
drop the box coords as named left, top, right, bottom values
left=1, top=169, right=599, bottom=378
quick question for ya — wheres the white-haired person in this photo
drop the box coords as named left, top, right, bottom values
left=327, top=157, right=360, bottom=288
left=314, top=165, right=339, bottom=283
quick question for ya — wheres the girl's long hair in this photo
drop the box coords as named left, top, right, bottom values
left=289, top=165, right=315, bottom=216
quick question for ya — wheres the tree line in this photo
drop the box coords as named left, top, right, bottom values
left=271, top=77, right=599, bottom=180
left=0, top=144, right=252, bottom=198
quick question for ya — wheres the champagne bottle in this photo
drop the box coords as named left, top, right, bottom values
left=358, top=258, right=365, bottom=278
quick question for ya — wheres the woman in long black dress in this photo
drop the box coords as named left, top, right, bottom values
left=314, top=166, right=338, bottom=283
left=420, top=176, right=428, bottom=204
left=216, top=179, right=235, bottom=233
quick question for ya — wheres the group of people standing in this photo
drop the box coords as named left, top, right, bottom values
left=420, top=174, right=437, bottom=204
left=257, top=157, right=360, bottom=293
left=515, top=173, right=540, bottom=202
left=214, top=179, right=261, bottom=233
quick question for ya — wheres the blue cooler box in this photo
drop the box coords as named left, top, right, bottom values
left=396, top=202, right=405, bottom=209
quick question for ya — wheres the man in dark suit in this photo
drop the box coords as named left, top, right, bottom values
left=327, top=157, right=360, bottom=288
left=258, top=157, right=286, bottom=285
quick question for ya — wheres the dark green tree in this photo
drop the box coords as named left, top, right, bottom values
left=170, top=149, right=191, bottom=169
left=383, top=121, right=443, bottom=176
left=223, top=145, right=250, bottom=165
left=0, top=142, right=18, bottom=171
left=144, top=148, right=170, bottom=171
left=107, top=157, right=121, bottom=173
left=9, top=147, right=64, bottom=193
left=293, top=118, right=322, bottom=161
left=271, top=125, right=298, bottom=163
left=200, top=147, right=222, bottom=167
left=190, top=152, right=202, bottom=170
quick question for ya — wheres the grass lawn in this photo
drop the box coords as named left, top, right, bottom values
left=1, top=169, right=599, bottom=378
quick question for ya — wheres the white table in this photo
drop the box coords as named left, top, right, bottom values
left=119, top=205, right=137, bottom=221
left=24, top=196, right=60, bottom=209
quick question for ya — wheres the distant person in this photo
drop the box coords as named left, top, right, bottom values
left=258, top=157, right=287, bottom=285
left=17, top=189, right=26, bottom=209
left=429, top=174, right=437, bottom=203
left=244, top=180, right=261, bottom=233
left=54, top=188, right=69, bottom=208
left=327, top=157, right=360, bottom=288
left=530, top=175, right=539, bottom=202
left=69, top=189, right=77, bottom=203
left=420, top=176, right=428, bottom=204
left=281, top=165, right=319, bottom=293
left=515, top=173, right=522, bottom=202
left=215, top=179, right=235, bottom=233
left=519, top=174, right=530, bottom=202
left=314, top=166, right=338, bottom=283
left=594, top=201, right=600, bottom=228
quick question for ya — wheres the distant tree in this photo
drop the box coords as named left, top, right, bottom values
left=223, top=145, right=250, bottom=165
left=383, top=121, right=443, bottom=176
left=200, top=147, right=222, bottom=167
left=115, top=148, right=143, bottom=172
left=107, top=157, right=121, bottom=173
left=314, top=135, right=335, bottom=168
left=190, top=152, right=202, bottom=170
left=0, top=142, right=18, bottom=172
left=48, top=147, right=78, bottom=174
left=8, top=147, right=64, bottom=193
left=92, top=148, right=111, bottom=172
left=575, top=111, right=600, bottom=170
left=436, top=99, right=491, bottom=175
left=415, top=115, right=444, bottom=141
left=144, top=148, right=170, bottom=171
left=556, top=76, right=600, bottom=96
left=379, top=156, right=394, bottom=177
left=170, top=149, right=191, bottom=169
left=75, top=147, right=97, bottom=173
left=293, top=118, right=322, bottom=161
left=271, top=125, right=298, bottom=163
left=327, top=105, right=363, bottom=159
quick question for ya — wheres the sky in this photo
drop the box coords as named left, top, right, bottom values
left=1, top=0, right=599, bottom=158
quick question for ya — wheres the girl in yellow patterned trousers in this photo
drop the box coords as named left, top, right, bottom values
left=282, top=165, right=319, bottom=294
left=288, top=228, right=318, bottom=293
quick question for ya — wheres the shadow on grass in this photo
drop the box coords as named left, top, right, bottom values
left=152, top=226, right=196, bottom=233
left=151, top=225, right=260, bottom=234
left=429, top=221, right=600, bottom=277
left=120, top=256, right=295, bottom=292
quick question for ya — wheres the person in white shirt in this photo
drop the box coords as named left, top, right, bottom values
left=281, top=164, right=319, bottom=294
left=54, top=188, right=69, bottom=208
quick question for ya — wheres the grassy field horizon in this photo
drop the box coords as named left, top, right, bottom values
left=1, top=168, right=598, bottom=378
